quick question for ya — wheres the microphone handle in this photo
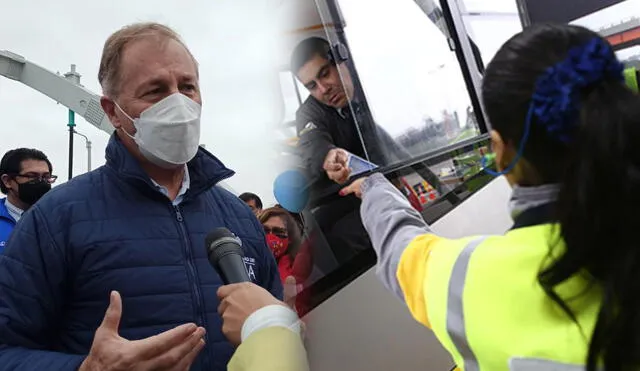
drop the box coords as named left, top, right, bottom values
left=217, top=253, right=251, bottom=284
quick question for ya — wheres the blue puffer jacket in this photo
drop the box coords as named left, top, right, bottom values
left=0, top=198, right=16, bottom=254
left=0, top=134, right=283, bottom=371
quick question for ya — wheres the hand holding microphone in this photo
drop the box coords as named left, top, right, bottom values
left=206, top=227, right=296, bottom=346
left=216, top=283, right=286, bottom=346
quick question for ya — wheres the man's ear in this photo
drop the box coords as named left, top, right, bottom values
left=1, top=174, right=12, bottom=192
left=100, top=96, right=120, bottom=130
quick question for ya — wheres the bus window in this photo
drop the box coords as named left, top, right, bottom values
left=310, top=0, right=484, bottom=169
left=457, top=0, right=523, bottom=63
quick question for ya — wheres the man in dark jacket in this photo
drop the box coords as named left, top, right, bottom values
left=293, top=38, right=398, bottom=201
left=0, top=148, right=55, bottom=253
left=290, top=38, right=381, bottom=263
left=0, top=22, right=282, bottom=371
left=291, top=37, right=446, bottom=263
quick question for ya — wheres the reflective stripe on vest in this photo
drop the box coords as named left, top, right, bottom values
left=509, top=358, right=588, bottom=370
left=446, top=238, right=590, bottom=371
left=446, top=237, right=486, bottom=371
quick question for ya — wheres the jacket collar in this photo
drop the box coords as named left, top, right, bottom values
left=509, top=183, right=560, bottom=230
left=104, top=133, right=235, bottom=201
left=511, top=202, right=556, bottom=230
left=336, top=100, right=361, bottom=119
left=509, top=184, right=560, bottom=220
left=0, top=198, right=15, bottom=223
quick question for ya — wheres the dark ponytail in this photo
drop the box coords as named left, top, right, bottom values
left=549, top=79, right=640, bottom=370
left=484, top=24, right=640, bottom=370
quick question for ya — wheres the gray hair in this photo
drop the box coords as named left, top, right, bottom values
left=98, top=22, right=198, bottom=97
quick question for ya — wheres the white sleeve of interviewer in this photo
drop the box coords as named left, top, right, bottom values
left=240, top=305, right=301, bottom=342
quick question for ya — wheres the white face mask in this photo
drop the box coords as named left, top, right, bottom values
left=115, top=93, right=202, bottom=168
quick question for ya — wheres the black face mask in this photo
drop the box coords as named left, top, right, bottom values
left=16, top=180, right=51, bottom=206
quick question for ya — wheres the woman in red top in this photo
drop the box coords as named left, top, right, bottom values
left=258, top=207, right=312, bottom=314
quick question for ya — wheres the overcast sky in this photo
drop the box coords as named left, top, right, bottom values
left=1, top=0, right=638, bottom=206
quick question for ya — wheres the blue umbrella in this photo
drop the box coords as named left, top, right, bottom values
left=273, top=170, right=309, bottom=213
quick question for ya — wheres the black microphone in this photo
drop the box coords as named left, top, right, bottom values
left=205, top=227, right=251, bottom=284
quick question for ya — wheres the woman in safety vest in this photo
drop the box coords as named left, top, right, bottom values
left=340, top=23, right=640, bottom=371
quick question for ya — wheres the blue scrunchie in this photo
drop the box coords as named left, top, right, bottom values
left=531, top=37, right=624, bottom=143
left=484, top=37, right=624, bottom=176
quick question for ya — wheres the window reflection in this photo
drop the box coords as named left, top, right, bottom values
left=334, top=0, right=480, bottom=167
left=387, top=140, right=490, bottom=212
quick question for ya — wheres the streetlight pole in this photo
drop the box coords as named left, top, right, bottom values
left=73, top=130, right=92, bottom=172
left=64, top=64, right=81, bottom=180
left=67, top=110, right=75, bottom=180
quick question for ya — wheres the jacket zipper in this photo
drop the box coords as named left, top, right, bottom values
left=173, top=204, right=211, bottom=371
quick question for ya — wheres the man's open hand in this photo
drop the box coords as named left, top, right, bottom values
left=79, top=291, right=206, bottom=371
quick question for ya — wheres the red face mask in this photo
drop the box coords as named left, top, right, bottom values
left=266, top=233, right=289, bottom=259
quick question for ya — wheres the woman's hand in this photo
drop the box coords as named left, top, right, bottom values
left=339, top=177, right=367, bottom=199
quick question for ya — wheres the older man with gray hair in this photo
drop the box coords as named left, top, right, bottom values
left=0, top=22, right=282, bottom=371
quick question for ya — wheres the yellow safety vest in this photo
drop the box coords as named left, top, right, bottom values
left=624, top=66, right=639, bottom=93
left=397, top=223, right=602, bottom=371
